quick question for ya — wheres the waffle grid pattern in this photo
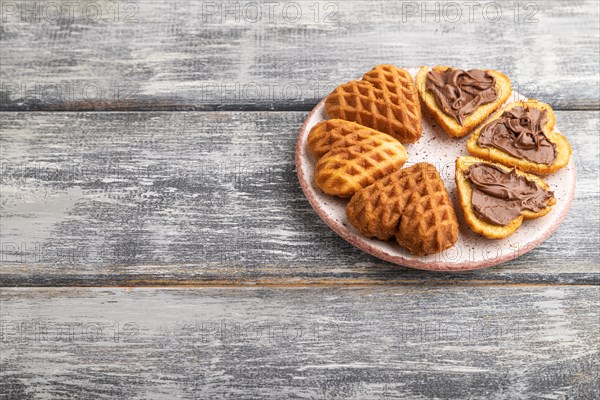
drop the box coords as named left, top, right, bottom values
left=314, top=132, right=408, bottom=198
left=347, top=163, right=459, bottom=255
left=308, top=119, right=391, bottom=160
left=325, top=65, right=422, bottom=144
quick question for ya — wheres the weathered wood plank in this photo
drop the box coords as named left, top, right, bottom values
left=1, top=111, right=598, bottom=285
left=1, top=0, right=598, bottom=111
left=1, top=286, right=599, bottom=399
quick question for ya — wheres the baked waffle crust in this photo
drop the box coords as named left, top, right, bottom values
left=308, top=119, right=387, bottom=160
left=347, top=163, right=459, bottom=256
left=325, top=65, right=422, bottom=144
left=314, top=128, right=408, bottom=198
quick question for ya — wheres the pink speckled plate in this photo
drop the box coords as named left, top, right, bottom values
left=296, top=68, right=576, bottom=271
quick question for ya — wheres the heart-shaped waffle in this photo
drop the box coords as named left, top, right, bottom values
left=308, top=119, right=390, bottom=160
left=466, top=100, right=571, bottom=174
left=325, top=65, right=422, bottom=144
left=416, top=65, right=512, bottom=138
left=346, top=163, right=458, bottom=255
left=455, top=156, right=556, bottom=239
left=314, top=129, right=407, bottom=198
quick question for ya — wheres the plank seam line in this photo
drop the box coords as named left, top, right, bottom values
left=1, top=107, right=599, bottom=113
left=2, top=283, right=599, bottom=289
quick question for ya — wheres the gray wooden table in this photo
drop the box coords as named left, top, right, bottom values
left=1, top=1, right=599, bottom=399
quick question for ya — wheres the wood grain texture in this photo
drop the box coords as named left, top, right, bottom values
left=1, top=111, right=598, bottom=286
left=1, top=0, right=599, bottom=111
left=1, top=286, right=599, bottom=399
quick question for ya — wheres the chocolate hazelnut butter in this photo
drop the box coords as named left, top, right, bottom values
left=477, top=106, right=557, bottom=165
left=464, top=163, right=553, bottom=226
left=426, top=68, right=498, bottom=125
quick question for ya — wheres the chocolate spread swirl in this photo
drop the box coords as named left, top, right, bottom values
left=477, top=106, right=556, bottom=164
left=465, top=163, right=553, bottom=226
left=426, top=68, right=498, bottom=125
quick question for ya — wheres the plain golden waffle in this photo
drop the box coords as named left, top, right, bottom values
left=314, top=130, right=408, bottom=198
left=325, top=64, right=422, bottom=144
left=307, top=119, right=386, bottom=160
left=346, top=163, right=458, bottom=255
left=467, top=100, right=572, bottom=175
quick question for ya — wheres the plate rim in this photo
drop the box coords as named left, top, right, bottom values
left=295, top=98, right=577, bottom=272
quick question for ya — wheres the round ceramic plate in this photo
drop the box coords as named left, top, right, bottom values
left=296, top=68, right=576, bottom=271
